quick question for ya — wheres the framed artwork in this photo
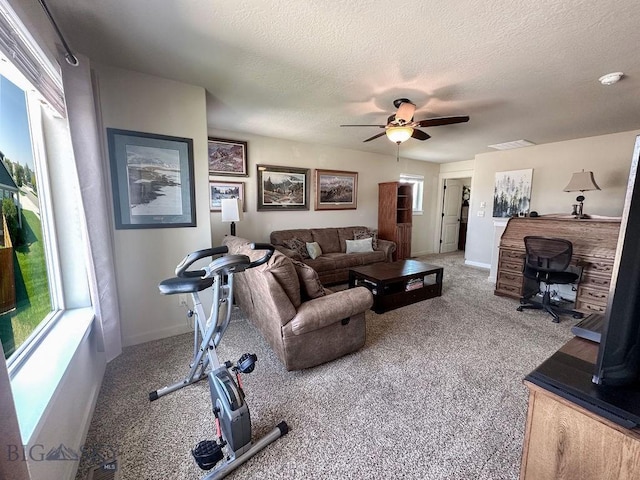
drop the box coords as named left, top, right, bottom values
left=492, top=168, right=533, bottom=218
left=209, top=181, right=245, bottom=212
left=208, top=137, right=248, bottom=176
left=315, top=169, right=358, bottom=210
left=256, top=164, right=310, bottom=211
left=107, top=128, right=196, bottom=229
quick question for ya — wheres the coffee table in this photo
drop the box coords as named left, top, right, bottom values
left=348, top=259, right=443, bottom=314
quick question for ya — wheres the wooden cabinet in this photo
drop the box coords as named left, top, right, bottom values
left=378, top=182, right=412, bottom=260
left=521, top=337, right=640, bottom=480
left=494, top=217, right=620, bottom=315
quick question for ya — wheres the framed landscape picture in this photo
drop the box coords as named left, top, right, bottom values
left=209, top=181, right=245, bottom=212
left=315, top=169, right=358, bottom=210
left=107, top=128, right=196, bottom=229
left=256, top=164, right=309, bottom=211
left=208, top=137, right=248, bottom=176
left=492, top=168, right=533, bottom=218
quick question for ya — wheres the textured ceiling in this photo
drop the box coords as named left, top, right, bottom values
left=33, top=0, right=640, bottom=162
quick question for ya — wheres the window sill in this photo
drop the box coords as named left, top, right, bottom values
left=9, top=307, right=95, bottom=442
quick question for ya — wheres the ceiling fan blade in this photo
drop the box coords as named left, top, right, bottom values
left=395, top=101, right=416, bottom=124
left=411, top=129, right=431, bottom=141
left=340, top=124, right=386, bottom=127
left=363, top=132, right=387, bottom=142
left=415, top=116, right=470, bottom=128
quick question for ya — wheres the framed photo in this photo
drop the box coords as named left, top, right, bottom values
left=315, top=169, right=358, bottom=210
left=208, top=137, right=248, bottom=176
left=257, top=164, right=310, bottom=211
left=492, top=168, right=533, bottom=218
left=209, top=181, right=245, bottom=212
left=107, top=128, right=196, bottom=229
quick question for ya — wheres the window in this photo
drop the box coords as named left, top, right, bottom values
left=399, top=173, right=424, bottom=214
left=0, top=68, right=57, bottom=359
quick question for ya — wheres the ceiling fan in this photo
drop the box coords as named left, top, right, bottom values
left=340, top=98, right=470, bottom=144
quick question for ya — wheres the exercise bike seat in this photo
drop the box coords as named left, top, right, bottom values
left=158, top=276, right=215, bottom=295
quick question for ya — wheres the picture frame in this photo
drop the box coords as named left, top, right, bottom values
left=107, top=128, right=196, bottom=229
left=256, top=164, right=310, bottom=211
left=208, top=137, right=248, bottom=176
left=492, top=168, right=533, bottom=218
left=209, top=181, right=245, bottom=212
left=315, top=169, right=358, bottom=210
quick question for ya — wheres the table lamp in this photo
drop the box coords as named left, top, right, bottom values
left=220, top=198, right=242, bottom=235
left=563, top=170, right=600, bottom=219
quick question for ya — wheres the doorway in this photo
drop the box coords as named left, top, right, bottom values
left=437, top=175, right=472, bottom=253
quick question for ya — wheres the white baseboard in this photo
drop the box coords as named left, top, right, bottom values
left=464, top=260, right=491, bottom=270
left=123, top=323, right=192, bottom=347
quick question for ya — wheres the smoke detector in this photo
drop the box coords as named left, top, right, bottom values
left=599, top=72, right=623, bottom=86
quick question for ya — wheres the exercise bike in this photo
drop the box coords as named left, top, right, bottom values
left=149, top=243, right=288, bottom=479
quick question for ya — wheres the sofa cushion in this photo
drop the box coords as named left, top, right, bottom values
left=354, top=250, right=386, bottom=265
left=345, top=237, right=374, bottom=253
left=338, top=226, right=368, bottom=252
left=268, top=251, right=302, bottom=307
left=354, top=228, right=379, bottom=249
left=271, top=229, right=314, bottom=245
left=311, top=228, right=340, bottom=253
left=292, top=259, right=326, bottom=300
left=304, top=255, right=336, bottom=273
left=306, top=241, right=323, bottom=260
left=283, top=237, right=310, bottom=259
left=327, top=252, right=361, bottom=269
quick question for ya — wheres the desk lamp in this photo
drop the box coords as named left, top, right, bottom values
left=563, top=170, right=601, bottom=219
left=220, top=198, right=242, bottom=235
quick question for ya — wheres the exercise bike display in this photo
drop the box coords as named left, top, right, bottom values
left=149, top=243, right=288, bottom=479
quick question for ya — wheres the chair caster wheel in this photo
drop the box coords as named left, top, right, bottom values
left=552, top=318, right=560, bottom=324
left=517, top=307, right=524, bottom=312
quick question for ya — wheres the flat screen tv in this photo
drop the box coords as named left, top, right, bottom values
left=593, top=134, right=640, bottom=387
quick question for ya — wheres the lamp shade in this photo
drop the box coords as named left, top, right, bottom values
left=220, top=198, right=242, bottom=222
left=386, top=126, right=414, bottom=144
left=563, top=171, right=601, bottom=192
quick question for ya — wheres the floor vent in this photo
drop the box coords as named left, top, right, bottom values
left=85, top=458, right=120, bottom=480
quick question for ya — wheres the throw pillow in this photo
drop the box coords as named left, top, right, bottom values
left=306, top=241, right=323, bottom=260
left=291, top=259, right=326, bottom=300
left=345, top=237, right=374, bottom=254
left=269, top=252, right=302, bottom=307
left=354, top=229, right=378, bottom=249
left=283, top=237, right=310, bottom=259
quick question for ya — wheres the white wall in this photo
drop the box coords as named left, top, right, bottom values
left=465, top=129, right=640, bottom=268
left=96, top=65, right=212, bottom=347
left=207, top=129, right=441, bottom=256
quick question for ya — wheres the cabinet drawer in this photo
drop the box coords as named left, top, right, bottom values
left=500, top=249, right=524, bottom=261
left=500, top=259, right=524, bottom=272
left=575, top=299, right=607, bottom=314
left=497, top=271, right=522, bottom=286
left=496, top=281, right=522, bottom=297
left=580, top=273, right=611, bottom=290
left=586, top=260, right=615, bottom=276
left=577, top=286, right=609, bottom=306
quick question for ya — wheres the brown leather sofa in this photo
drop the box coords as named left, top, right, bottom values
left=270, top=226, right=396, bottom=285
left=222, top=235, right=374, bottom=371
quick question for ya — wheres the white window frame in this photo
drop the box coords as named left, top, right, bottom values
left=399, top=173, right=424, bottom=215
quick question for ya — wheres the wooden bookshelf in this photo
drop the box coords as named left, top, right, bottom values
left=378, top=182, right=412, bottom=260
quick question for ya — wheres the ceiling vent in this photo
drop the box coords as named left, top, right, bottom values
left=488, top=139, right=536, bottom=150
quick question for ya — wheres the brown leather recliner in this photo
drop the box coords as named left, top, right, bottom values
left=222, top=235, right=373, bottom=371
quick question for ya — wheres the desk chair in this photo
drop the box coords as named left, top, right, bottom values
left=517, top=236, right=584, bottom=323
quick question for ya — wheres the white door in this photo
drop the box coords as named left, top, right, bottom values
left=440, top=179, right=463, bottom=253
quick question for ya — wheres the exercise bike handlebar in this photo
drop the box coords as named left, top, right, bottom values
left=175, top=246, right=229, bottom=278
left=247, top=243, right=275, bottom=268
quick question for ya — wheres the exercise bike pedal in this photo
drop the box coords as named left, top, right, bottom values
left=192, top=439, right=224, bottom=471
left=237, top=353, right=258, bottom=373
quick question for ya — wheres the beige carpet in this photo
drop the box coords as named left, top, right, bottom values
left=75, top=252, right=575, bottom=480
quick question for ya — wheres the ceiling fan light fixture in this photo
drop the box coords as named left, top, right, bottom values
left=386, top=126, right=413, bottom=144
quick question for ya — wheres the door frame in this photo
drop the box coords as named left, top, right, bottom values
left=433, top=169, right=474, bottom=254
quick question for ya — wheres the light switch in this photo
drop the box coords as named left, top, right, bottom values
left=477, top=211, right=485, bottom=217
left=480, top=201, right=486, bottom=208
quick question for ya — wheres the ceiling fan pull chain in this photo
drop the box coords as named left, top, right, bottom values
left=396, top=143, right=400, bottom=162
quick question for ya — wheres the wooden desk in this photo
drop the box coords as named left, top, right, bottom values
left=520, top=338, right=640, bottom=479
left=494, top=217, right=621, bottom=315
